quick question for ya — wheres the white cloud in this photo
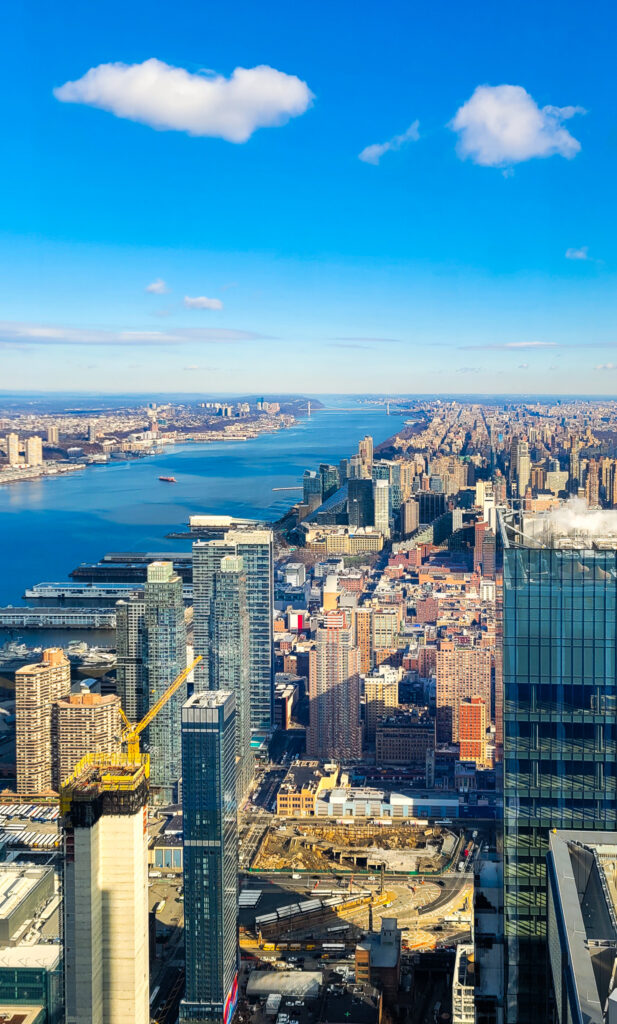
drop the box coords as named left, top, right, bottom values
left=518, top=362, right=529, bottom=369
left=461, top=341, right=558, bottom=350
left=145, top=277, right=169, bottom=294
left=0, top=320, right=265, bottom=346
left=359, top=121, right=420, bottom=165
left=595, top=363, right=617, bottom=371
left=450, top=85, right=585, bottom=166
left=184, top=296, right=223, bottom=310
left=565, top=246, right=590, bottom=260
left=54, top=58, right=313, bottom=142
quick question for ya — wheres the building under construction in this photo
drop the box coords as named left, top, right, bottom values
left=62, top=753, right=150, bottom=1024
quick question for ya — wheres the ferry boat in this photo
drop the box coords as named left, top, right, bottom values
left=158, top=476, right=177, bottom=483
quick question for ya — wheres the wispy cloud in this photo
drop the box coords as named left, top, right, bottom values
left=0, top=321, right=266, bottom=347
left=565, top=246, right=596, bottom=261
left=54, top=58, right=313, bottom=143
left=333, top=342, right=405, bottom=350
left=450, top=85, right=585, bottom=167
left=460, top=341, right=558, bottom=350
left=331, top=343, right=373, bottom=350
left=184, top=365, right=219, bottom=371
left=595, top=363, right=617, bottom=371
left=184, top=295, right=223, bottom=310
left=456, top=366, right=481, bottom=374
left=145, top=278, right=169, bottom=294
left=518, top=362, right=529, bottom=369
left=359, top=121, right=420, bottom=165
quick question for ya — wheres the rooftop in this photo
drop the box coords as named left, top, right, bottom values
left=500, top=501, right=617, bottom=551
left=0, top=944, right=60, bottom=970
left=247, top=972, right=322, bottom=1000
left=548, top=830, right=617, bottom=1024
left=0, top=866, right=53, bottom=925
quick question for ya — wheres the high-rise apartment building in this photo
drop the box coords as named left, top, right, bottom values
left=52, top=692, right=121, bottom=789
left=306, top=612, right=362, bottom=760
left=115, top=597, right=145, bottom=720
left=46, top=424, right=59, bottom=444
left=474, top=521, right=496, bottom=578
left=568, top=438, right=581, bottom=493
left=373, top=479, right=390, bottom=537
left=585, top=458, right=600, bottom=508
left=458, top=696, right=489, bottom=767
left=208, top=555, right=252, bottom=797
left=193, top=529, right=274, bottom=732
left=510, top=440, right=530, bottom=497
left=25, top=435, right=43, bottom=466
left=358, top=435, right=373, bottom=478
left=353, top=607, right=373, bottom=674
left=6, top=432, right=19, bottom=466
left=373, top=608, right=399, bottom=651
left=180, top=691, right=238, bottom=1024
left=500, top=507, right=617, bottom=1023
left=400, top=497, right=419, bottom=538
left=15, top=648, right=71, bottom=793
left=363, top=665, right=399, bottom=741
left=143, top=561, right=187, bottom=801
left=62, top=754, right=150, bottom=1024
left=435, top=641, right=491, bottom=743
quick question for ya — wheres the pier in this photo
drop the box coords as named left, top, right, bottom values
left=0, top=607, right=116, bottom=629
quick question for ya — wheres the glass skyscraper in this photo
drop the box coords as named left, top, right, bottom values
left=209, top=555, right=253, bottom=798
left=193, top=529, right=274, bottom=733
left=143, top=561, right=187, bottom=802
left=180, top=690, right=238, bottom=1024
left=501, top=510, right=617, bottom=1023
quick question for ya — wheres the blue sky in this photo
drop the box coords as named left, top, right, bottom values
left=1, top=0, right=616, bottom=394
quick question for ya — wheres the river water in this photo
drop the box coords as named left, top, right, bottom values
left=0, top=401, right=395, bottom=610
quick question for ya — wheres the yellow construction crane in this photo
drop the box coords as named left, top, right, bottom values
left=118, top=655, right=202, bottom=765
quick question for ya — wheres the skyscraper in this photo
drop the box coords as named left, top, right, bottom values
left=52, top=692, right=122, bottom=789
left=348, top=478, right=374, bottom=528
left=15, top=648, right=71, bottom=793
left=143, top=561, right=187, bottom=801
left=115, top=597, right=145, bottom=720
left=25, top=435, right=43, bottom=466
left=6, top=432, right=19, bottom=466
left=358, top=435, right=373, bottom=478
left=458, top=696, right=489, bottom=767
left=208, top=555, right=253, bottom=798
left=193, top=529, right=274, bottom=732
left=47, top=424, right=59, bottom=444
left=435, top=640, right=491, bottom=744
left=302, top=469, right=322, bottom=510
left=180, top=691, right=238, bottom=1024
left=500, top=507, right=617, bottom=1023
left=62, top=753, right=150, bottom=1024
left=319, top=463, right=340, bottom=500
left=363, top=665, right=399, bottom=741
left=306, top=611, right=362, bottom=760
left=400, top=497, right=419, bottom=538
left=373, top=479, right=390, bottom=537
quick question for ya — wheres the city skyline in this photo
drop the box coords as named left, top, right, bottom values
left=2, top=1, right=617, bottom=393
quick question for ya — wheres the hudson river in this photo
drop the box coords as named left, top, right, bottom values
left=0, top=402, right=394, bottom=607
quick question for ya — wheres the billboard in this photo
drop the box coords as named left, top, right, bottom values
left=223, top=973, right=239, bottom=1024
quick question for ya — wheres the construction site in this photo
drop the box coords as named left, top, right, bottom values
left=252, top=819, right=460, bottom=875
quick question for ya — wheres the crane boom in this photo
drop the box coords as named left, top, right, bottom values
left=121, top=655, right=202, bottom=764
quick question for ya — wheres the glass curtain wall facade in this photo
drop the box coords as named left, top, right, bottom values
left=503, top=544, right=617, bottom=1023
left=193, top=530, right=273, bottom=732
left=209, top=556, right=253, bottom=799
left=143, top=562, right=187, bottom=801
left=180, top=691, right=237, bottom=1024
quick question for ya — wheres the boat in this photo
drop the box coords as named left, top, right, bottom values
left=159, top=476, right=177, bottom=483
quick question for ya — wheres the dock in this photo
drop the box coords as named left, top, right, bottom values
left=0, top=607, right=116, bottom=629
